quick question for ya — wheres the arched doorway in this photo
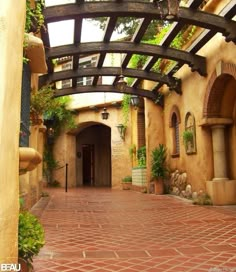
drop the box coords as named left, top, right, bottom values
left=76, top=123, right=111, bottom=187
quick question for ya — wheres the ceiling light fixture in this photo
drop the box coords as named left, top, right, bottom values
left=101, top=92, right=109, bottom=120
left=153, top=0, right=180, bottom=20
left=115, top=53, right=127, bottom=92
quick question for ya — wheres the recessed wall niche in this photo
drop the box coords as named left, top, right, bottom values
left=183, top=112, right=197, bottom=154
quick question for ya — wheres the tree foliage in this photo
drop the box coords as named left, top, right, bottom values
left=89, top=17, right=166, bottom=41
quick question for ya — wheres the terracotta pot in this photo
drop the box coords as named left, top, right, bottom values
left=18, top=258, right=33, bottom=272
left=154, top=179, right=164, bottom=195
left=122, top=182, right=132, bottom=190
left=30, top=111, right=43, bottom=126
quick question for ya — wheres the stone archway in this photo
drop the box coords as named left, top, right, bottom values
left=76, top=123, right=111, bottom=187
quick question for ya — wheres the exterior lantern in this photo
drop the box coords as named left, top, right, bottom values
left=115, top=75, right=127, bottom=92
left=116, top=124, right=126, bottom=140
left=130, top=95, right=140, bottom=109
left=115, top=53, right=127, bottom=92
left=154, top=0, right=180, bottom=20
left=101, top=107, right=109, bottom=120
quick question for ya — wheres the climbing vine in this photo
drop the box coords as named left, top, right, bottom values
left=25, top=0, right=45, bottom=33
left=24, top=0, right=45, bottom=63
left=121, top=94, right=131, bottom=127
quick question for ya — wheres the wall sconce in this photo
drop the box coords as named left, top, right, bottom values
left=153, top=0, right=180, bottom=20
left=101, top=107, right=109, bottom=120
left=116, top=124, right=126, bottom=140
left=130, top=95, right=140, bottom=109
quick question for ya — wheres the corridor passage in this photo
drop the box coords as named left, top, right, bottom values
left=33, top=188, right=236, bottom=272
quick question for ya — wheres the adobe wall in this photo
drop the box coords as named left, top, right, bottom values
left=143, top=95, right=165, bottom=188
left=0, top=0, right=25, bottom=263
left=163, top=34, right=236, bottom=192
left=52, top=106, right=132, bottom=188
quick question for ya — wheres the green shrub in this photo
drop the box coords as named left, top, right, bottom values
left=151, top=144, right=168, bottom=179
left=18, top=212, right=45, bottom=267
left=137, top=146, right=146, bottom=167
left=122, top=176, right=132, bottom=183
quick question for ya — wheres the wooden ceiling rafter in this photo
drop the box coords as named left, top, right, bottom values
left=40, top=0, right=236, bottom=103
left=43, top=2, right=236, bottom=43
left=39, top=66, right=181, bottom=89
left=46, top=42, right=207, bottom=75
left=54, top=85, right=159, bottom=101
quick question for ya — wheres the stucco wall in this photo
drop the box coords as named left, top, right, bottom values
left=53, top=106, right=132, bottom=188
left=143, top=96, right=165, bottom=187
left=0, top=0, right=25, bottom=263
left=163, top=34, right=236, bottom=191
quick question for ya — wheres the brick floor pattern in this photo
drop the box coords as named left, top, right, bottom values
left=32, top=188, right=236, bottom=272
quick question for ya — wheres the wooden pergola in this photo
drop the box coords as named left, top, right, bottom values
left=39, top=0, right=236, bottom=104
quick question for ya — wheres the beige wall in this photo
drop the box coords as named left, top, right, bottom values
left=0, top=0, right=25, bottom=263
left=143, top=96, right=165, bottom=188
left=163, top=35, right=236, bottom=192
left=53, top=106, right=132, bottom=188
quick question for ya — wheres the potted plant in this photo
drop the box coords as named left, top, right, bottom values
left=18, top=211, right=45, bottom=271
left=132, top=146, right=147, bottom=188
left=121, top=175, right=132, bottom=190
left=137, top=146, right=146, bottom=167
left=183, top=129, right=194, bottom=153
left=151, top=144, right=169, bottom=194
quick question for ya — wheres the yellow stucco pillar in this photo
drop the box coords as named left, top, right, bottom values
left=211, top=125, right=228, bottom=180
left=0, top=0, right=25, bottom=264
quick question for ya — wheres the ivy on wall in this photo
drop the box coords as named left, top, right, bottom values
left=121, top=94, right=131, bottom=127
left=25, top=0, right=45, bottom=33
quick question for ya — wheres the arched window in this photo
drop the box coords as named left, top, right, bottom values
left=169, top=106, right=181, bottom=157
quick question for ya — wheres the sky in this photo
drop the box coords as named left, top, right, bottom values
left=45, top=0, right=124, bottom=47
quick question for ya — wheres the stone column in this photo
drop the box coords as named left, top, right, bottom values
left=211, top=125, right=228, bottom=180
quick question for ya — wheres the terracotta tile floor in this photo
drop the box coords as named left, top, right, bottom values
left=32, top=188, right=236, bottom=272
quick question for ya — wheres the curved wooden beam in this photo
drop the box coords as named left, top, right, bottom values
left=54, top=85, right=159, bottom=101
left=43, top=2, right=236, bottom=43
left=39, top=67, right=181, bottom=93
left=46, top=42, right=206, bottom=76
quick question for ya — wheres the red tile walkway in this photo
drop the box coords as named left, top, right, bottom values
left=32, top=188, right=236, bottom=272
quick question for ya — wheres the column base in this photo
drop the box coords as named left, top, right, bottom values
left=206, top=179, right=236, bottom=205
left=212, top=177, right=228, bottom=181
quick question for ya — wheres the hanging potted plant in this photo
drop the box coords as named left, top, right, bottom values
left=151, top=144, right=169, bottom=194
left=30, top=85, right=55, bottom=125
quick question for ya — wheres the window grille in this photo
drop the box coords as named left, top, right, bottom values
left=20, top=64, right=31, bottom=147
left=137, top=112, right=146, bottom=149
left=77, top=56, right=98, bottom=86
left=172, top=113, right=180, bottom=155
left=62, top=61, right=72, bottom=88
